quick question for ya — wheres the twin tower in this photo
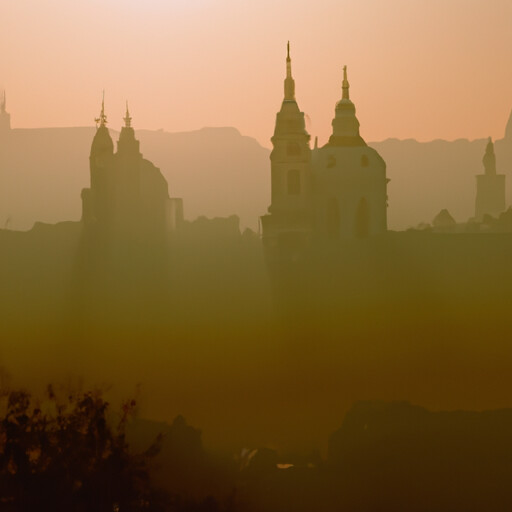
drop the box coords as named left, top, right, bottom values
left=261, top=44, right=389, bottom=255
left=82, top=97, right=183, bottom=237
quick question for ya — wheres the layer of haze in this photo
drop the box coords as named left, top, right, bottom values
left=2, top=0, right=512, bottom=146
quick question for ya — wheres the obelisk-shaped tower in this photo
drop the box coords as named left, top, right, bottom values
left=475, top=138, right=506, bottom=220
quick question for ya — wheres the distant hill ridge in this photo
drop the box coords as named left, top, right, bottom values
left=1, top=122, right=512, bottom=231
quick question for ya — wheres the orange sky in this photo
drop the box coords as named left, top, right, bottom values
left=2, top=0, right=512, bottom=147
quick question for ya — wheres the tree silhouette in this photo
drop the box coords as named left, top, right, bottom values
left=0, top=385, right=167, bottom=511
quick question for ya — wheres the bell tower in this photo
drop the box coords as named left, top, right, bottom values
left=82, top=92, right=114, bottom=224
left=261, top=43, right=313, bottom=255
left=475, top=138, right=506, bottom=220
left=268, top=42, right=312, bottom=214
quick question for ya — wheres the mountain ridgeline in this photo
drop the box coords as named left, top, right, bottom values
left=2, top=115, right=512, bottom=232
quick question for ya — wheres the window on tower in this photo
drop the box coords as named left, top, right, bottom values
left=287, top=169, right=301, bottom=195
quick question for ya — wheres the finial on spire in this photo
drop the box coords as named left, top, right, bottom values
left=342, top=65, right=350, bottom=100
left=95, top=90, right=108, bottom=128
left=284, top=42, right=295, bottom=100
left=124, top=101, right=132, bottom=128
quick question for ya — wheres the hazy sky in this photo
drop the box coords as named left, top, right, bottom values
left=2, top=0, right=512, bottom=146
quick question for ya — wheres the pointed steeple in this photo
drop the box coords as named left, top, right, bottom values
left=271, top=41, right=310, bottom=145
left=505, top=108, right=512, bottom=140
left=342, top=65, right=350, bottom=100
left=95, top=90, right=108, bottom=127
left=124, top=101, right=132, bottom=128
left=328, top=65, right=366, bottom=147
left=284, top=41, right=295, bottom=101
left=118, top=100, right=140, bottom=155
left=483, top=136, right=496, bottom=175
left=90, top=91, right=113, bottom=156
left=0, top=89, right=11, bottom=132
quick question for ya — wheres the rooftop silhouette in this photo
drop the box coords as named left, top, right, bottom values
left=81, top=95, right=183, bottom=237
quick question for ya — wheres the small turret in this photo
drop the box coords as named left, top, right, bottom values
left=0, top=90, right=11, bottom=132
left=118, top=101, right=140, bottom=156
left=284, top=41, right=295, bottom=101
left=90, top=92, right=113, bottom=157
left=505, top=109, right=512, bottom=140
left=475, top=136, right=505, bottom=220
left=124, top=101, right=132, bottom=128
left=483, top=137, right=496, bottom=176
left=95, top=90, right=108, bottom=128
left=341, top=65, right=350, bottom=100
left=328, top=66, right=365, bottom=147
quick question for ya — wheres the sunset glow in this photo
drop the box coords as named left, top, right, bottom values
left=2, top=0, right=511, bottom=146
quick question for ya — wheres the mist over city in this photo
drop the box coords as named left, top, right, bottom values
left=2, top=1, right=512, bottom=510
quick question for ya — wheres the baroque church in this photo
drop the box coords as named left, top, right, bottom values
left=81, top=97, right=183, bottom=237
left=261, top=44, right=388, bottom=254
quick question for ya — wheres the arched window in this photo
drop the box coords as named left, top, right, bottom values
left=327, top=198, right=340, bottom=238
left=287, top=142, right=301, bottom=156
left=355, top=197, right=369, bottom=238
left=287, top=169, right=301, bottom=195
left=361, top=155, right=369, bottom=167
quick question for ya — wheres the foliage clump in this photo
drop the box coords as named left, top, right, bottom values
left=0, top=385, right=166, bottom=511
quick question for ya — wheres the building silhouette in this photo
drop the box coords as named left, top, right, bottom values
left=475, top=138, right=505, bottom=221
left=261, top=44, right=388, bottom=255
left=0, top=91, right=11, bottom=133
left=81, top=97, right=183, bottom=236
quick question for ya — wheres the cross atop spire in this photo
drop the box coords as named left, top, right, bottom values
left=284, top=41, right=295, bottom=101
left=95, top=90, right=108, bottom=127
left=342, top=65, right=350, bottom=100
left=124, top=101, right=132, bottom=128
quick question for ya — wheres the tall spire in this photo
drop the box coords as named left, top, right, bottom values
left=1, top=90, right=5, bottom=113
left=483, top=136, right=496, bottom=176
left=505, top=108, right=512, bottom=140
left=95, top=90, right=108, bottom=127
left=342, top=65, right=350, bottom=100
left=124, top=101, right=132, bottom=128
left=284, top=41, right=295, bottom=101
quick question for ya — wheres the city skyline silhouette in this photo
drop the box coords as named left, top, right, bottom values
left=2, top=2, right=512, bottom=510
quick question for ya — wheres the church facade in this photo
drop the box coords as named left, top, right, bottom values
left=81, top=98, right=183, bottom=237
left=261, top=45, right=388, bottom=255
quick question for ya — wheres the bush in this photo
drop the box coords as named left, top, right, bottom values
left=0, top=385, right=167, bottom=511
